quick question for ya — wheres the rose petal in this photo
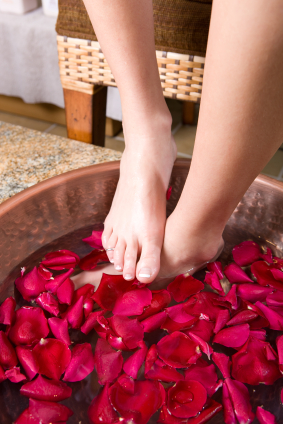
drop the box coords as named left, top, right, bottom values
left=184, top=359, right=218, bottom=397
left=48, top=318, right=71, bottom=345
left=45, top=268, right=74, bottom=293
left=250, top=329, right=266, bottom=340
left=168, top=275, right=204, bottom=303
left=212, top=352, right=231, bottom=379
left=204, top=272, right=225, bottom=295
left=207, top=261, right=224, bottom=279
left=15, top=267, right=47, bottom=301
left=271, top=268, right=283, bottom=282
left=185, top=319, right=215, bottom=342
left=94, top=339, right=123, bottom=385
left=161, top=315, right=198, bottom=334
left=5, top=367, right=26, bottom=383
left=224, top=263, right=253, bottom=284
left=21, top=374, right=72, bottom=402
left=109, top=379, right=164, bottom=424
left=36, top=292, right=60, bottom=316
left=266, top=290, right=283, bottom=307
left=142, top=311, right=167, bottom=332
left=232, top=241, right=262, bottom=266
left=166, top=186, right=172, bottom=201
left=63, top=343, right=95, bottom=382
left=167, top=380, right=207, bottom=418
left=232, top=336, right=281, bottom=385
left=64, top=295, right=84, bottom=329
left=84, top=298, right=94, bottom=318
left=0, top=330, right=18, bottom=369
left=0, top=297, right=16, bottom=326
left=222, top=381, right=237, bottom=424
left=255, top=301, right=283, bottom=330
left=221, top=285, right=238, bottom=310
left=92, top=274, right=133, bottom=310
left=123, top=341, right=147, bottom=379
left=117, top=374, right=135, bottom=395
left=183, top=292, right=224, bottom=322
left=166, top=304, right=196, bottom=324
left=252, top=261, right=283, bottom=291
left=224, top=378, right=254, bottom=424
left=138, top=289, right=171, bottom=321
left=107, top=333, right=129, bottom=351
left=242, top=300, right=269, bottom=330
left=33, top=338, right=71, bottom=380
left=187, top=332, right=213, bottom=359
left=256, top=407, right=277, bottom=424
left=88, top=384, right=119, bottom=424
left=214, top=309, right=230, bottom=334
left=226, top=309, right=258, bottom=326
left=28, top=398, right=73, bottom=422
left=157, top=331, right=201, bottom=368
left=55, top=278, right=74, bottom=306
left=113, top=288, right=152, bottom=316
left=83, top=230, right=103, bottom=249
left=72, top=283, right=95, bottom=304
left=108, top=315, right=144, bottom=350
left=237, top=283, right=274, bottom=303
left=16, top=346, right=39, bottom=380
left=8, top=306, right=49, bottom=346
left=79, top=249, right=109, bottom=270
left=213, top=324, right=250, bottom=348
left=81, top=311, right=104, bottom=335
left=42, top=249, right=80, bottom=270
left=145, top=345, right=183, bottom=382
left=276, top=335, right=283, bottom=373
left=38, top=265, right=53, bottom=280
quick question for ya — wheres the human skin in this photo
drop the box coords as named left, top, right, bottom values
left=80, top=0, right=283, bottom=285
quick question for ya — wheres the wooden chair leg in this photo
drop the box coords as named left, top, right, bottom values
left=63, top=86, right=107, bottom=146
left=182, top=101, right=195, bottom=125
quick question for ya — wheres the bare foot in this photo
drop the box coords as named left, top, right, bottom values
left=102, top=113, right=176, bottom=284
left=72, top=263, right=119, bottom=290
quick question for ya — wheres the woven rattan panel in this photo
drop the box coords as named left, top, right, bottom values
left=56, top=0, right=212, bottom=56
left=57, top=35, right=205, bottom=102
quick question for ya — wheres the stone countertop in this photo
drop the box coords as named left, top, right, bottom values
left=0, top=121, right=122, bottom=204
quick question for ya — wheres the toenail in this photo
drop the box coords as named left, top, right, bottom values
left=139, top=268, right=152, bottom=278
left=110, top=259, right=114, bottom=263
left=115, top=265, right=122, bottom=270
left=124, top=274, right=133, bottom=280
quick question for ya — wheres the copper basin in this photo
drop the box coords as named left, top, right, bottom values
left=0, top=158, right=283, bottom=423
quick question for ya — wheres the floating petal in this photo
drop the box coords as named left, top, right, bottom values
left=214, top=309, right=230, bottom=334
left=0, top=330, right=18, bottom=369
left=117, top=373, right=135, bottom=394
left=237, top=284, right=273, bottom=303
left=5, top=367, right=26, bottom=383
left=123, top=341, right=147, bottom=379
left=207, top=261, right=224, bottom=279
left=15, top=267, right=47, bottom=301
left=255, top=301, right=283, bottom=330
left=184, top=359, right=218, bottom=397
left=16, top=345, right=39, bottom=380
left=185, top=319, right=214, bottom=342
left=63, top=343, right=95, bottom=382
left=36, top=292, right=60, bottom=316
left=168, top=275, right=204, bottom=303
left=41, top=249, right=80, bottom=270
left=224, top=378, right=254, bottom=424
left=183, top=292, right=224, bottom=322
left=48, top=318, right=71, bottom=345
left=187, top=332, right=213, bottom=359
left=33, top=338, right=71, bottom=380
left=256, top=407, right=277, bottom=424
left=166, top=304, right=196, bottom=324
left=64, top=295, right=84, bottom=329
left=252, top=261, right=283, bottom=291
left=20, top=374, right=72, bottom=402
left=213, top=324, right=249, bottom=348
left=92, top=274, right=133, bottom=310
left=221, top=285, right=238, bottom=310
left=45, top=268, right=74, bottom=294
left=79, top=249, right=108, bottom=270
left=145, top=346, right=183, bottom=382
left=0, top=297, right=16, bottom=326
left=113, top=288, right=152, bottom=316
left=83, top=230, right=103, bottom=249
left=138, top=289, right=171, bottom=321
left=81, top=311, right=104, bottom=335
left=93, top=339, right=123, bottom=385
left=212, top=352, right=231, bottom=379
left=167, top=380, right=207, bottom=418
left=224, top=263, right=253, bottom=284
left=8, top=306, right=49, bottom=346
left=0, top=365, right=7, bottom=383
left=142, top=311, right=167, bottom=332
left=28, top=398, right=73, bottom=422
left=72, top=283, right=95, bottom=304
left=232, top=241, right=261, bottom=266
left=227, top=309, right=258, bottom=326
left=157, top=331, right=201, bottom=368
left=108, top=315, right=144, bottom=350
left=166, top=186, right=172, bottom=201
left=204, top=272, right=225, bottom=295
left=266, top=291, right=283, bottom=307
left=276, top=334, right=283, bottom=373
left=84, top=298, right=94, bottom=318
left=56, top=277, right=74, bottom=306
left=222, top=381, right=237, bottom=424
left=88, top=384, right=119, bottom=424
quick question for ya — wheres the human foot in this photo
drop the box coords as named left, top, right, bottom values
left=102, top=114, right=176, bottom=284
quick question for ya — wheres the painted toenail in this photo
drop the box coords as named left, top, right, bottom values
left=115, top=265, right=122, bottom=270
left=139, top=268, right=152, bottom=278
left=124, top=274, right=133, bottom=280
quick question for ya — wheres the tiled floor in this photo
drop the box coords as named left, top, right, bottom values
left=0, top=97, right=283, bottom=181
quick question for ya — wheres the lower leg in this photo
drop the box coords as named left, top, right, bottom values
left=159, top=0, right=283, bottom=278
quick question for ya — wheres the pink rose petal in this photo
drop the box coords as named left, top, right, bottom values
left=167, top=380, right=207, bottom=418
left=14, top=408, right=62, bottom=424
left=266, top=290, right=283, bottom=307
left=92, top=274, right=133, bottom=310
left=276, top=334, right=283, bottom=373
left=113, top=287, right=152, bottom=316
left=28, top=398, right=73, bottom=422
left=224, top=263, right=253, bottom=284
left=224, top=378, right=254, bottom=424
left=212, top=352, right=231, bottom=379
left=0, top=330, right=18, bottom=369
left=72, top=283, right=95, bottom=303
left=0, top=297, right=16, bottom=326
left=232, top=240, right=262, bottom=266
left=167, top=274, right=204, bottom=303
left=42, top=249, right=80, bottom=270
left=142, top=310, right=167, bottom=332
left=108, top=315, right=144, bottom=350
left=214, top=309, right=230, bottom=334
left=204, top=272, right=225, bottom=295
left=36, top=292, right=60, bottom=316
left=33, top=338, right=71, bottom=380
left=81, top=310, right=104, bottom=335
left=83, top=230, right=103, bottom=249
left=123, top=341, right=147, bottom=379
left=221, top=285, right=238, bottom=310
left=207, top=261, right=224, bottom=279
left=252, top=261, right=283, bottom=291
left=250, top=329, right=266, bottom=340
left=232, top=336, right=281, bottom=385
left=256, top=407, right=277, bottom=424
left=107, top=333, right=129, bottom=351
left=213, top=324, right=250, bottom=348
left=88, top=384, right=119, bottom=424
left=138, top=289, right=171, bottom=321
left=8, top=306, right=49, bottom=346
left=79, top=249, right=109, bottom=270
left=222, top=381, right=237, bottom=424
left=157, top=331, right=201, bottom=368
left=56, top=277, right=74, bottom=306
left=63, top=342, right=95, bottom=382
left=48, top=317, right=71, bottom=345
left=158, top=400, right=222, bottom=424
left=84, top=298, right=94, bottom=318
left=16, top=345, right=39, bottom=380
left=94, top=339, right=123, bottom=384
left=184, top=359, right=219, bottom=397
left=242, top=300, right=269, bottom=330
left=0, top=364, right=7, bottom=383
left=15, top=266, right=47, bottom=301
left=5, top=367, right=26, bottom=383
left=21, top=374, right=72, bottom=401
left=271, top=268, right=283, bottom=282
left=255, top=301, right=283, bottom=330
left=64, top=295, right=84, bottom=329
left=237, top=283, right=273, bottom=303
left=226, top=309, right=258, bottom=326
left=45, top=268, right=74, bottom=293
left=185, top=318, right=215, bottom=342
left=38, top=265, right=53, bottom=280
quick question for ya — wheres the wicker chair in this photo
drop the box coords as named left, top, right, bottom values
left=56, top=0, right=212, bottom=146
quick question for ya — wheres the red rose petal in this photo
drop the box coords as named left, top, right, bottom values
left=28, top=398, right=73, bottom=422
left=242, top=300, right=269, bottom=330
left=56, top=277, right=74, bottom=305
left=256, top=407, right=277, bottom=424
left=226, top=309, right=258, bottom=326
left=145, top=346, right=183, bottom=382
left=72, top=283, right=95, bottom=304
left=157, top=331, right=201, bottom=368
left=142, top=311, right=167, bottom=332
left=84, top=298, right=94, bottom=318
left=14, top=408, right=64, bottom=424
left=45, top=268, right=74, bottom=293
left=166, top=304, right=195, bottom=324
left=276, top=335, right=283, bottom=373
left=16, top=346, right=39, bottom=380
left=214, top=309, right=230, bottom=334
left=232, top=241, right=261, bottom=266
left=221, top=285, right=238, bottom=310
left=117, top=374, right=135, bottom=395
left=0, top=297, right=16, bottom=326
left=212, top=352, right=231, bottom=379
left=166, top=186, right=172, bottom=201
left=168, top=274, right=204, bottom=303
left=109, top=379, right=165, bottom=424
left=232, top=336, right=281, bottom=385
left=123, top=341, right=147, bottom=379
left=36, top=292, right=60, bottom=316
left=48, top=318, right=71, bottom=345
left=167, top=380, right=207, bottom=418
left=20, top=374, right=72, bottom=402
left=222, top=381, right=237, bottom=424
left=185, top=318, right=215, bottom=342
left=38, top=265, right=53, bottom=280
left=184, top=359, right=218, bottom=397
left=250, top=329, right=266, bottom=340
left=33, top=338, right=71, bottom=380
left=15, top=267, right=47, bottom=301
left=183, top=292, right=224, bottom=322
left=112, top=287, right=152, bottom=316
left=5, top=367, right=26, bottom=383
left=79, top=249, right=108, bottom=270
left=63, top=343, right=95, bottom=382
left=92, top=274, right=133, bottom=310
left=158, top=405, right=188, bottom=424
left=224, top=378, right=254, bottom=424
left=138, top=289, right=171, bottom=321
left=255, top=301, right=283, bottom=330
left=8, top=306, right=49, bottom=346
left=83, top=230, right=103, bottom=249
left=88, top=384, right=119, bottom=424
left=252, top=261, right=283, bottom=291
left=161, top=315, right=197, bottom=334
left=266, top=291, right=283, bottom=307
left=108, top=315, right=144, bottom=350
left=207, top=261, right=224, bottom=279
left=213, top=323, right=250, bottom=348
left=237, top=284, right=273, bottom=303
left=93, top=339, right=123, bottom=385
left=271, top=268, right=283, bottom=282
left=187, top=332, right=213, bottom=359
left=42, top=249, right=80, bottom=270
left=204, top=272, right=225, bottom=295
left=0, top=330, right=18, bottom=369
left=81, top=310, right=104, bottom=335
left=64, top=295, right=84, bottom=329
left=281, top=388, right=283, bottom=404
left=224, top=263, right=253, bottom=284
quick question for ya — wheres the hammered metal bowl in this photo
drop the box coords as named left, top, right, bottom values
left=0, top=158, right=283, bottom=423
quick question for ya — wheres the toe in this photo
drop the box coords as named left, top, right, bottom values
left=106, top=233, right=118, bottom=263
left=102, top=223, right=113, bottom=250
left=136, top=238, right=161, bottom=284
left=123, top=242, right=138, bottom=281
left=114, top=239, right=126, bottom=272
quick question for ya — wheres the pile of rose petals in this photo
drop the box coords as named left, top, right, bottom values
left=0, top=236, right=282, bottom=423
